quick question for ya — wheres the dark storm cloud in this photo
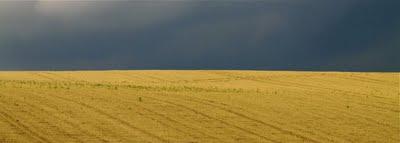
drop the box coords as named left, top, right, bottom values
left=0, top=0, right=399, bottom=71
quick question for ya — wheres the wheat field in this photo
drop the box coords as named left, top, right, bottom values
left=0, top=71, right=398, bottom=143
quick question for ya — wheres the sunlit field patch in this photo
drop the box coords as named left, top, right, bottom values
left=0, top=71, right=398, bottom=143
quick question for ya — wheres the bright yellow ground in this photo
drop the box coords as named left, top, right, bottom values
left=0, top=71, right=398, bottom=143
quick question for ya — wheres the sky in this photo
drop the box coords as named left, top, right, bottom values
left=0, top=0, right=399, bottom=71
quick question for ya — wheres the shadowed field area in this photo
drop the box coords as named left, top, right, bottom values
left=0, top=71, right=398, bottom=143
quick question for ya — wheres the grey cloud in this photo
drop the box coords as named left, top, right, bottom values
left=0, top=0, right=399, bottom=71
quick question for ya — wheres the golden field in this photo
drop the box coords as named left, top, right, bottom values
left=0, top=70, right=398, bottom=143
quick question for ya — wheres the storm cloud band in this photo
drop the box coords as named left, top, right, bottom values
left=0, top=0, right=399, bottom=71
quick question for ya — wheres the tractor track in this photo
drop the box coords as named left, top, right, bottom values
left=141, top=95, right=281, bottom=143
left=0, top=104, right=52, bottom=143
left=0, top=92, right=109, bottom=143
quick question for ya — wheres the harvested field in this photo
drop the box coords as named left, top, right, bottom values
left=0, top=71, right=398, bottom=143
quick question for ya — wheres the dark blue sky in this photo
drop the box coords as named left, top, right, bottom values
left=0, top=0, right=399, bottom=71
